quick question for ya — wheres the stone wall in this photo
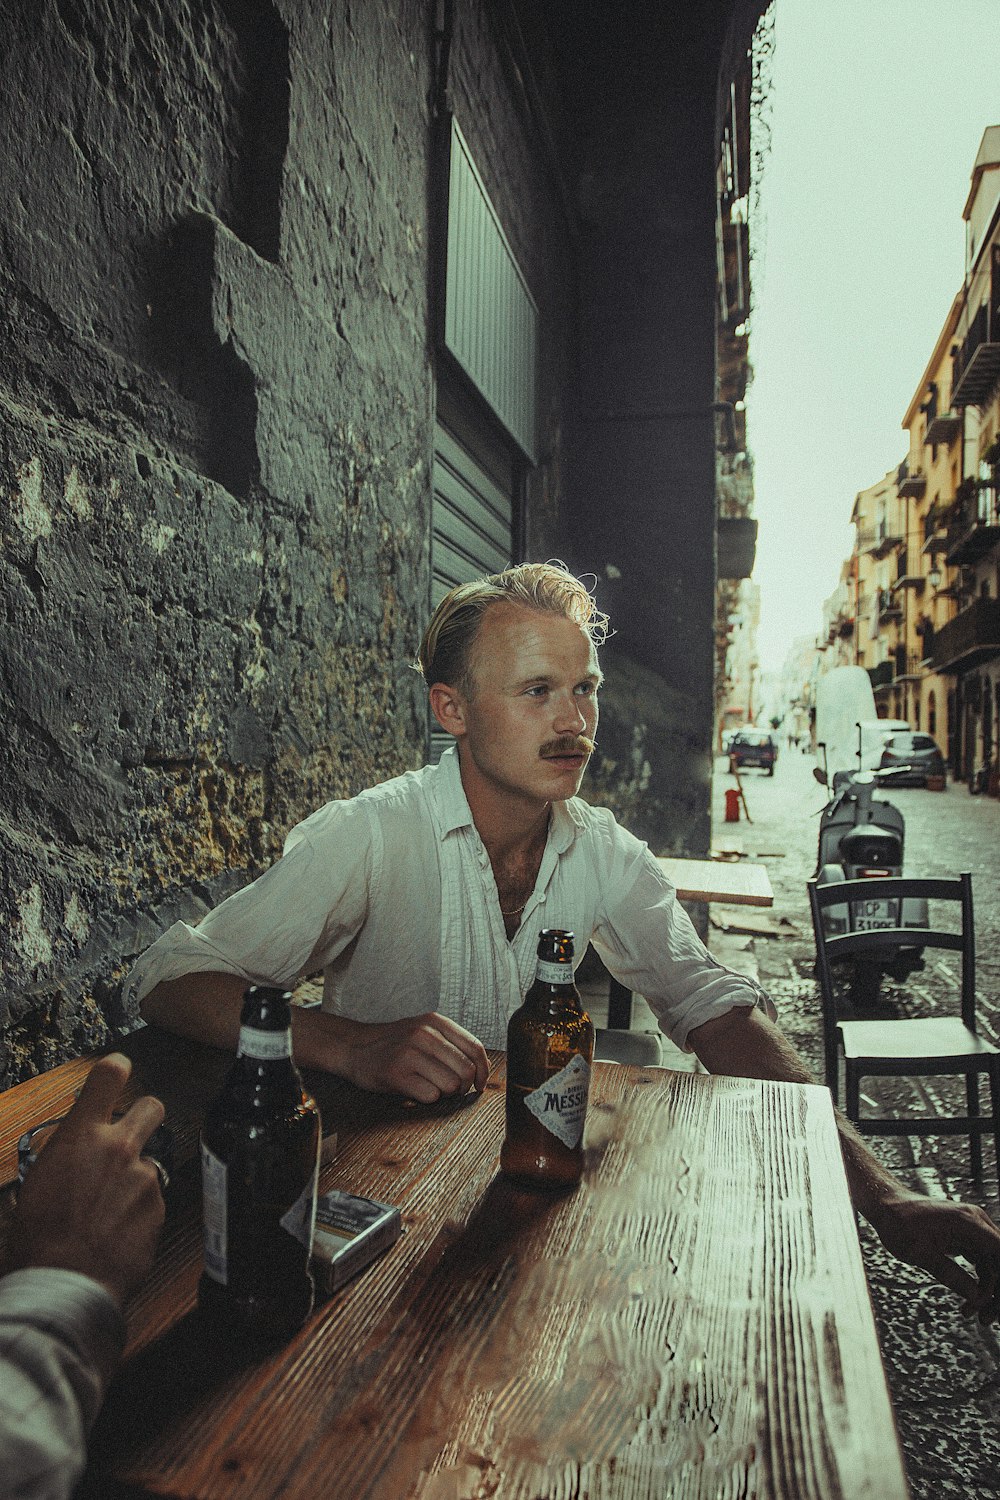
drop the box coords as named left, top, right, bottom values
left=0, top=0, right=570, bottom=1080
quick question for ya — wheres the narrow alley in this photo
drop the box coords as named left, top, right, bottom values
left=709, top=749, right=1000, bottom=1499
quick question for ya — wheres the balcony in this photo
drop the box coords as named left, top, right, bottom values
left=924, top=410, right=961, bottom=446
left=922, top=499, right=955, bottom=554
left=952, top=267, right=1000, bottom=407
left=892, top=550, right=925, bottom=591
left=872, top=519, right=903, bottom=558
left=945, top=479, right=1000, bottom=565
left=877, top=587, right=902, bottom=621
left=867, top=659, right=894, bottom=689
left=894, top=647, right=923, bottom=681
left=897, top=461, right=926, bottom=498
left=929, top=595, right=1000, bottom=671
left=856, top=525, right=877, bottom=552
left=826, top=607, right=854, bottom=642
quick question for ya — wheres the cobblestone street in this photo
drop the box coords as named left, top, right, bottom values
left=709, top=748, right=1000, bottom=1500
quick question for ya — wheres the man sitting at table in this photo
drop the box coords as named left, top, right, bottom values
left=0, top=1054, right=165, bottom=1500
left=130, top=561, right=1000, bottom=1321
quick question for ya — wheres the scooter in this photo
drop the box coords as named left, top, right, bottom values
left=813, top=667, right=926, bottom=1009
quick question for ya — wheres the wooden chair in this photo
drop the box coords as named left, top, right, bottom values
left=807, top=872, right=1000, bottom=1176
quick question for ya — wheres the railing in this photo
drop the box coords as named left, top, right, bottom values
left=946, top=479, right=1000, bottom=564
left=953, top=301, right=990, bottom=392
left=930, top=596, right=1000, bottom=671
left=867, top=660, right=894, bottom=689
left=894, top=648, right=923, bottom=679
left=952, top=246, right=1000, bottom=406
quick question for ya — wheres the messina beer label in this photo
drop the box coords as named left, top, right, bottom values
left=237, top=1025, right=293, bottom=1060
left=524, top=1053, right=591, bottom=1149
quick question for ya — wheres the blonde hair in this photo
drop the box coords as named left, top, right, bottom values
left=418, top=561, right=610, bottom=692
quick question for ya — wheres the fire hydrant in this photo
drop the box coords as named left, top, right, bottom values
left=724, top=787, right=741, bottom=823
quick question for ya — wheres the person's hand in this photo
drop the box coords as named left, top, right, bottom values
left=869, top=1187, right=1000, bottom=1320
left=6, top=1053, right=166, bottom=1308
left=337, top=1012, right=490, bottom=1102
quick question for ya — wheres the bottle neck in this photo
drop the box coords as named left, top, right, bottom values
left=237, top=1023, right=294, bottom=1062
left=534, top=956, right=575, bottom=987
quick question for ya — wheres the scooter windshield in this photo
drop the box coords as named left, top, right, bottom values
left=815, top=666, right=879, bottom=778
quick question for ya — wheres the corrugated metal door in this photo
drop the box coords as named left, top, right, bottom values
left=429, top=421, right=513, bottom=762
left=443, top=119, right=538, bottom=462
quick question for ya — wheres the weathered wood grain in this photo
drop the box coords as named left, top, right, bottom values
left=0, top=1034, right=908, bottom=1499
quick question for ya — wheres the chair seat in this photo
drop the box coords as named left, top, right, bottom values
left=594, top=1027, right=664, bottom=1066
left=840, top=1016, right=998, bottom=1063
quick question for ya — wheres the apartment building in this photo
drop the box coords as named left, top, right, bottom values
left=897, top=295, right=964, bottom=754
left=851, top=468, right=907, bottom=717
left=927, top=126, right=1000, bottom=788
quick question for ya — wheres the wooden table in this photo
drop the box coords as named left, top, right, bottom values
left=0, top=1030, right=909, bottom=1500
left=659, top=855, right=774, bottom=908
left=607, top=856, right=775, bottom=1030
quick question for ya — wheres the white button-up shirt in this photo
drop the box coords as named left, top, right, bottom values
left=125, top=749, right=770, bottom=1050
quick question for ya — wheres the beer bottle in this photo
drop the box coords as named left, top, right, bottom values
left=198, top=985, right=321, bottom=1347
left=501, top=929, right=594, bottom=1188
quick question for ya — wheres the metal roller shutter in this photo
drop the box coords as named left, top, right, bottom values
left=429, top=422, right=513, bottom=762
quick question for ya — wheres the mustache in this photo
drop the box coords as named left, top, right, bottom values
left=540, top=736, right=596, bottom=758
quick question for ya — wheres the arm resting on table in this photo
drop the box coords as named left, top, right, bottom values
left=142, top=976, right=489, bottom=1103
left=690, top=1005, right=1000, bottom=1321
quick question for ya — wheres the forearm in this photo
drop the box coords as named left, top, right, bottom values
left=0, top=1269, right=125, bottom=1500
left=141, top=973, right=365, bottom=1078
left=142, top=976, right=489, bottom=1100
left=690, top=1006, right=909, bottom=1229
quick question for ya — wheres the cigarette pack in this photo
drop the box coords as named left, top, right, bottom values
left=311, top=1189, right=402, bottom=1296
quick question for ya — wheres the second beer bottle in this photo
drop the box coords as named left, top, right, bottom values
left=501, top=929, right=594, bottom=1188
left=199, top=984, right=321, bottom=1348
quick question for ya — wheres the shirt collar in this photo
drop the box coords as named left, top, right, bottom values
left=431, top=745, right=583, bottom=853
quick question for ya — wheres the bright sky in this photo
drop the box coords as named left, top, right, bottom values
left=747, top=0, right=1000, bottom=675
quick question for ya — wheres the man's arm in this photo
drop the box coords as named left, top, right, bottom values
left=142, top=975, right=490, bottom=1103
left=0, top=1054, right=166, bottom=1500
left=690, top=1005, right=1000, bottom=1320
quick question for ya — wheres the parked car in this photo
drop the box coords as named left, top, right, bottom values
left=728, top=728, right=778, bottom=775
left=857, top=718, right=910, bottom=770
left=878, top=731, right=946, bottom=787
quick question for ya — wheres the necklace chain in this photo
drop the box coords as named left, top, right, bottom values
left=499, top=895, right=530, bottom=917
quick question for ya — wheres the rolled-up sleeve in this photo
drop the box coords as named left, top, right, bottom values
left=0, top=1267, right=124, bottom=1500
left=123, top=798, right=374, bottom=1009
left=589, top=821, right=775, bottom=1051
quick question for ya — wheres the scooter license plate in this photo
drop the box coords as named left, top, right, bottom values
left=852, top=898, right=898, bottom=931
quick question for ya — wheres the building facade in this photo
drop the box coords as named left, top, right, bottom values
left=929, top=127, right=1000, bottom=790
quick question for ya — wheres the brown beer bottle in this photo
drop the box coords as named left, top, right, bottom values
left=501, top=929, right=594, bottom=1188
left=198, top=985, right=321, bottom=1348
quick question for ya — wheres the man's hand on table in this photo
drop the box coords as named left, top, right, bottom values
left=690, top=1003, right=1000, bottom=1321
left=867, top=1187, right=1000, bottom=1321
left=6, top=1054, right=166, bottom=1308
left=144, top=974, right=489, bottom=1105
left=334, top=1012, right=490, bottom=1103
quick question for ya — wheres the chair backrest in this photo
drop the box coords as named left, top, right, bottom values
left=807, top=873, right=976, bottom=1075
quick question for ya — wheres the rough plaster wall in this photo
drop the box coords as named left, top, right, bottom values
left=544, top=0, right=727, bottom=856
left=0, top=0, right=434, bottom=1082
